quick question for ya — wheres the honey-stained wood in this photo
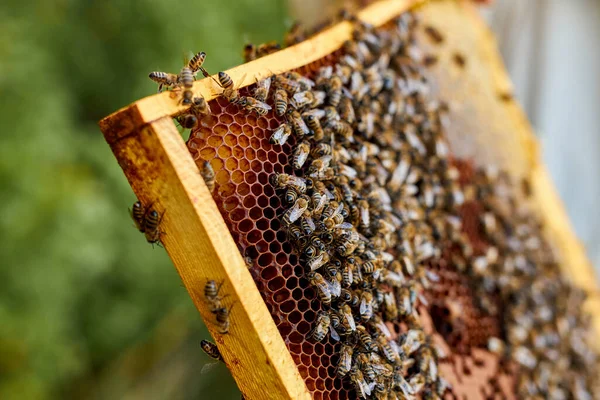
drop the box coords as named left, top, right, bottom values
left=99, top=0, right=419, bottom=139
left=104, top=116, right=311, bottom=400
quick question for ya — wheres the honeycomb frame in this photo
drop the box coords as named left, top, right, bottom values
left=98, top=0, right=600, bottom=399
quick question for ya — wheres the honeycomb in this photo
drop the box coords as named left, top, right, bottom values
left=185, top=12, right=597, bottom=400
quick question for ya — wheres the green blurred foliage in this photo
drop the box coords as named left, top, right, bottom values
left=0, top=0, right=288, bottom=399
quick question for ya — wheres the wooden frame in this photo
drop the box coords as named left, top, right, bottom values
left=98, top=0, right=599, bottom=398
left=98, top=1, right=419, bottom=399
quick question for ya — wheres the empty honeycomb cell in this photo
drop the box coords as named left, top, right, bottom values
left=269, top=242, right=281, bottom=253
left=245, top=171, right=257, bottom=184
left=239, top=158, right=250, bottom=171
left=256, top=219, right=269, bottom=232
left=220, top=113, right=234, bottom=125
left=242, top=196, right=256, bottom=208
left=236, top=183, right=251, bottom=197
left=234, top=114, right=246, bottom=125
left=213, top=123, right=228, bottom=136
left=245, top=148, right=256, bottom=160
left=297, top=321, right=311, bottom=335
left=276, top=253, right=288, bottom=265
left=286, top=277, right=298, bottom=290
left=258, top=253, right=274, bottom=268
left=289, top=310, right=302, bottom=324
left=275, top=230, right=286, bottom=243
left=199, top=147, right=216, bottom=160
left=229, top=208, right=246, bottom=222
left=249, top=160, right=261, bottom=172
left=257, top=117, right=269, bottom=129
left=248, top=230, right=261, bottom=243
left=274, top=288, right=290, bottom=303
left=281, top=241, right=292, bottom=254
left=222, top=196, right=239, bottom=211
left=269, top=196, right=280, bottom=209
left=217, top=144, right=231, bottom=158
left=231, top=170, right=244, bottom=184
left=219, top=182, right=236, bottom=197
left=224, top=134, right=237, bottom=147
left=248, top=207, right=261, bottom=220
left=257, top=149, right=268, bottom=160
left=242, top=125, right=253, bottom=136
left=238, top=219, right=253, bottom=233
left=237, top=134, right=249, bottom=147
left=232, top=146, right=245, bottom=159
left=263, top=207, right=275, bottom=219
left=250, top=137, right=261, bottom=149
left=291, top=288, right=303, bottom=301
left=280, top=299, right=296, bottom=313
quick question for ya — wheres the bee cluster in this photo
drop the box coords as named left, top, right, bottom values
left=181, top=9, right=599, bottom=400
left=129, top=200, right=163, bottom=245
left=459, top=168, right=599, bottom=399
left=149, top=51, right=214, bottom=130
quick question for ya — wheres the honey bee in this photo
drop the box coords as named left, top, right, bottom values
left=329, top=120, right=353, bottom=141
left=148, top=71, right=179, bottom=92
left=339, top=96, right=356, bottom=124
left=200, top=161, right=216, bottom=193
left=308, top=251, right=329, bottom=272
left=176, top=114, right=198, bottom=129
left=200, top=339, right=223, bottom=362
left=393, top=366, right=415, bottom=397
left=292, top=140, right=310, bottom=169
left=339, top=303, right=356, bottom=332
left=273, top=173, right=307, bottom=193
left=188, top=51, right=210, bottom=78
left=287, top=110, right=310, bottom=137
left=342, top=263, right=353, bottom=288
left=190, top=96, right=211, bottom=116
left=310, top=143, right=332, bottom=158
left=300, top=212, right=316, bottom=235
left=356, top=325, right=376, bottom=352
left=130, top=200, right=145, bottom=232
left=308, top=155, right=332, bottom=177
left=337, top=344, right=354, bottom=377
left=275, top=75, right=302, bottom=94
left=356, top=353, right=376, bottom=382
left=270, top=123, right=292, bottom=146
left=290, top=90, right=315, bottom=110
left=256, top=41, right=281, bottom=58
left=179, top=66, right=195, bottom=105
left=305, top=114, right=324, bottom=141
left=242, top=43, right=257, bottom=62
left=400, top=329, right=425, bottom=357
left=214, top=305, right=232, bottom=334
left=284, top=72, right=315, bottom=90
left=204, top=279, right=224, bottom=312
left=287, top=225, right=304, bottom=241
left=282, top=196, right=309, bottom=225
left=336, top=229, right=360, bottom=256
left=359, top=291, right=374, bottom=321
left=274, top=88, right=288, bottom=116
left=383, top=292, right=399, bottom=320
left=144, top=209, right=163, bottom=245
left=349, top=366, right=374, bottom=399
left=308, top=272, right=332, bottom=306
left=218, top=71, right=240, bottom=103
left=327, top=75, right=343, bottom=107
left=409, top=373, right=426, bottom=394
left=310, top=311, right=331, bottom=341
left=238, top=96, right=272, bottom=115
left=253, top=77, right=272, bottom=103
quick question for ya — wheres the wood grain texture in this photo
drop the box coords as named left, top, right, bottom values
left=104, top=116, right=311, bottom=400
left=99, top=0, right=420, bottom=140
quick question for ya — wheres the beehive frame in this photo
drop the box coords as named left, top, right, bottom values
left=98, top=1, right=599, bottom=399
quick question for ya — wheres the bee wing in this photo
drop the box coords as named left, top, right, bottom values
left=303, top=215, right=316, bottom=231
left=257, top=100, right=272, bottom=111
left=359, top=296, right=370, bottom=315
left=287, top=205, right=304, bottom=224
left=270, top=124, right=286, bottom=143
left=337, top=222, right=353, bottom=230
left=328, top=278, right=341, bottom=297
left=200, top=360, right=219, bottom=375
left=309, top=253, right=326, bottom=271
left=332, top=202, right=344, bottom=217
left=329, top=325, right=340, bottom=342
left=344, top=311, right=356, bottom=331
left=364, top=381, right=375, bottom=396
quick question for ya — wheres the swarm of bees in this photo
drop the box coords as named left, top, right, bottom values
left=149, top=51, right=214, bottom=130
left=130, top=200, right=163, bottom=245
left=208, top=9, right=599, bottom=399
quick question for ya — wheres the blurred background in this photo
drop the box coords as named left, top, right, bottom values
left=0, top=0, right=598, bottom=399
